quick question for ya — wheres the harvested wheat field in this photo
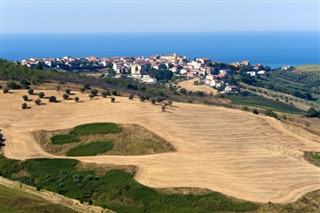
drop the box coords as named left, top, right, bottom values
left=178, top=77, right=218, bottom=94
left=1, top=90, right=320, bottom=203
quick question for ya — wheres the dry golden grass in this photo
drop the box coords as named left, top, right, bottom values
left=1, top=89, right=320, bottom=203
left=177, top=77, right=218, bottom=95
left=32, top=124, right=175, bottom=156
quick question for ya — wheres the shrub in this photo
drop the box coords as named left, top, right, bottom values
left=80, top=87, right=85, bottom=93
left=22, top=95, right=28, bottom=101
left=101, top=92, right=107, bottom=98
left=63, top=94, right=69, bottom=100
left=111, top=90, right=117, bottom=96
left=157, top=97, right=164, bottom=103
left=65, top=89, right=71, bottom=94
left=252, top=109, right=259, bottom=115
left=214, top=93, right=225, bottom=98
left=28, top=88, right=34, bottom=95
left=7, top=81, right=21, bottom=89
left=129, top=94, right=134, bottom=100
left=49, top=96, right=57, bottom=103
left=38, top=92, right=45, bottom=98
left=241, top=106, right=249, bottom=111
left=89, top=94, right=94, bottom=100
left=305, top=107, right=319, bottom=118
left=162, top=105, right=166, bottom=112
left=151, top=99, right=156, bottom=104
left=74, top=97, right=79, bottom=102
left=139, top=95, right=145, bottom=102
left=84, top=84, right=91, bottom=90
left=111, top=97, right=115, bottom=103
left=3, top=88, right=9, bottom=93
left=22, top=103, right=27, bottom=109
left=179, top=88, right=187, bottom=95
left=34, top=99, right=41, bottom=105
left=91, top=89, right=98, bottom=96
left=167, top=100, right=173, bottom=106
left=264, top=109, right=278, bottom=119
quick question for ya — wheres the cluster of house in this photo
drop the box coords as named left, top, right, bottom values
left=21, top=53, right=271, bottom=93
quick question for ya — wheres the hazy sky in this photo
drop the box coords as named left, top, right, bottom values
left=1, top=0, right=319, bottom=33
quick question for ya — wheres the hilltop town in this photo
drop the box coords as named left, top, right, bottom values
left=21, top=53, right=277, bottom=94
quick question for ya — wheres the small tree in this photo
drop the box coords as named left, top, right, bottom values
left=264, top=109, right=278, bottom=119
left=111, top=90, right=117, bottom=96
left=49, top=96, right=57, bottom=103
left=84, top=84, right=91, bottom=90
left=139, top=95, right=145, bottom=102
left=63, top=94, right=69, bottom=100
left=38, top=92, right=45, bottom=99
left=151, top=99, right=156, bottom=104
left=89, top=94, right=94, bottom=100
left=156, top=97, right=164, bottom=103
left=179, top=88, right=187, bottom=95
left=3, top=88, right=9, bottom=94
left=22, top=103, right=27, bottom=109
left=65, top=89, right=71, bottom=95
left=80, top=87, right=86, bottom=93
left=91, top=89, right=98, bottom=97
left=28, top=88, right=34, bottom=95
left=34, top=99, right=41, bottom=105
left=162, top=105, right=166, bottom=112
left=74, top=97, right=80, bottom=102
left=22, top=95, right=28, bottom=101
left=305, top=107, right=319, bottom=118
left=111, top=97, right=115, bottom=103
left=252, top=109, right=259, bottom=115
left=129, top=94, right=134, bottom=100
left=101, top=92, right=107, bottom=98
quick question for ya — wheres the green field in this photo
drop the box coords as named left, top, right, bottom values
left=51, top=123, right=122, bottom=144
left=66, top=141, right=113, bottom=156
left=295, top=64, right=320, bottom=72
left=229, top=95, right=304, bottom=114
left=0, top=184, right=76, bottom=213
left=51, top=134, right=80, bottom=145
left=71, top=123, right=122, bottom=135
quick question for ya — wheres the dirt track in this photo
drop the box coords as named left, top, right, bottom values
left=1, top=90, right=320, bottom=203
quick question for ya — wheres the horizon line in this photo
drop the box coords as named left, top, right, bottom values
left=2, top=30, right=319, bottom=35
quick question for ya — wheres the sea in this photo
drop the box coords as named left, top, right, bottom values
left=2, top=31, right=319, bottom=68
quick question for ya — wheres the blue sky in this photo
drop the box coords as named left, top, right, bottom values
left=1, top=0, right=319, bottom=33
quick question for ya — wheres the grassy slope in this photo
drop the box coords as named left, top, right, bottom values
left=0, top=156, right=258, bottom=213
left=0, top=184, right=76, bottom=213
left=229, top=95, right=304, bottom=114
left=1, top=156, right=319, bottom=213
